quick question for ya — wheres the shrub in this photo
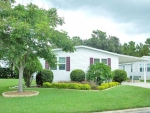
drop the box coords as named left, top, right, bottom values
left=70, top=69, right=85, bottom=82
left=36, top=69, right=53, bottom=86
left=82, top=81, right=98, bottom=90
left=108, top=82, right=113, bottom=87
left=57, top=83, right=69, bottom=89
left=43, top=82, right=51, bottom=87
left=98, top=82, right=120, bottom=90
left=113, top=69, right=127, bottom=83
left=68, top=83, right=78, bottom=89
left=98, top=86, right=105, bottom=90
left=42, top=82, right=91, bottom=90
left=80, top=84, right=91, bottom=90
left=86, top=63, right=111, bottom=85
left=102, top=83, right=109, bottom=89
left=51, top=83, right=58, bottom=88
left=23, top=58, right=42, bottom=87
left=0, top=68, right=11, bottom=78
left=0, top=68, right=18, bottom=78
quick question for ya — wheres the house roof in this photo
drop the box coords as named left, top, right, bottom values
left=52, top=45, right=148, bottom=64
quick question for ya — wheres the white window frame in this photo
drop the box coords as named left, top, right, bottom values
left=147, top=63, right=150, bottom=72
left=94, top=58, right=100, bottom=64
left=139, top=64, right=143, bottom=72
left=59, top=57, right=66, bottom=70
left=101, top=58, right=108, bottom=65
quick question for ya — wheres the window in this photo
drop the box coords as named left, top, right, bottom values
left=94, top=58, right=100, bottom=64
left=101, top=59, right=107, bottom=65
left=140, top=64, right=143, bottom=72
left=59, top=57, right=66, bottom=70
left=122, top=65, right=125, bottom=71
left=147, top=63, right=150, bottom=72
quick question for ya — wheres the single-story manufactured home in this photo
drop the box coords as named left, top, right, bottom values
left=39, top=46, right=148, bottom=82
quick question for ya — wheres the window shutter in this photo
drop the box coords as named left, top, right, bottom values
left=66, top=57, right=70, bottom=71
left=108, top=58, right=111, bottom=68
left=90, top=57, right=93, bottom=65
left=45, top=61, right=49, bottom=69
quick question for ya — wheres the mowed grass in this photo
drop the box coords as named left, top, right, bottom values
left=0, top=79, right=150, bottom=113
left=140, top=80, right=150, bottom=83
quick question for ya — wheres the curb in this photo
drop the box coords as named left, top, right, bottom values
left=94, top=107, right=150, bottom=113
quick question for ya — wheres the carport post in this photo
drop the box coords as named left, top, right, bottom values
left=132, top=63, right=133, bottom=83
left=143, top=61, right=146, bottom=83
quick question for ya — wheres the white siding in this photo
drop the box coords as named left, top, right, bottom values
left=40, top=47, right=119, bottom=82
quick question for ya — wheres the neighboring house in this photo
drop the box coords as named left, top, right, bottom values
left=39, top=46, right=148, bottom=82
left=119, top=56, right=150, bottom=80
left=0, top=60, right=8, bottom=68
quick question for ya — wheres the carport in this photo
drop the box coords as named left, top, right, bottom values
left=118, top=54, right=148, bottom=83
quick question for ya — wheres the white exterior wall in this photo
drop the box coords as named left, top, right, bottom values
left=40, top=47, right=119, bottom=82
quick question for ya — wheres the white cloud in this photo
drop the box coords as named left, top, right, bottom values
left=14, top=0, right=150, bottom=44
left=57, top=10, right=148, bottom=44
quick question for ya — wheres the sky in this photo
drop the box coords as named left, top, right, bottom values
left=15, top=0, right=150, bottom=44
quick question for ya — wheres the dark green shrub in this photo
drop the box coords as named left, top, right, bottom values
left=113, top=69, right=127, bottom=83
left=0, top=68, right=17, bottom=78
left=70, top=69, right=85, bottom=82
left=86, top=63, right=111, bottom=85
left=36, top=69, right=53, bottom=86
left=24, top=58, right=42, bottom=87
left=0, top=68, right=11, bottom=78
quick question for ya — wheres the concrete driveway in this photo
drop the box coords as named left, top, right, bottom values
left=121, top=82, right=150, bottom=89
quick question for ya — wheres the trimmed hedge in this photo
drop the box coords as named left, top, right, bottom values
left=113, top=69, right=127, bottom=83
left=36, top=69, right=53, bottom=86
left=98, top=82, right=120, bottom=90
left=98, top=86, right=105, bottom=90
left=0, top=68, right=18, bottom=78
left=70, top=69, right=85, bottom=82
left=43, top=82, right=91, bottom=90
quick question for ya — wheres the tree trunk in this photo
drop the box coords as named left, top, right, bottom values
left=18, top=64, right=24, bottom=92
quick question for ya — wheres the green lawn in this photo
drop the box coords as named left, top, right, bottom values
left=140, top=80, right=150, bottom=83
left=0, top=79, right=150, bottom=113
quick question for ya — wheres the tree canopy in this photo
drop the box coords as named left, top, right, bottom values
left=0, top=2, right=75, bottom=92
left=71, top=30, right=150, bottom=56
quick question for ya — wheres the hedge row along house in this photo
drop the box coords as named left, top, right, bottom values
left=39, top=46, right=148, bottom=82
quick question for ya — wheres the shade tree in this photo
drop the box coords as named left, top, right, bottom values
left=0, top=2, right=75, bottom=92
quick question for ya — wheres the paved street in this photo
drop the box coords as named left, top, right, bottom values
left=97, top=107, right=150, bottom=113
